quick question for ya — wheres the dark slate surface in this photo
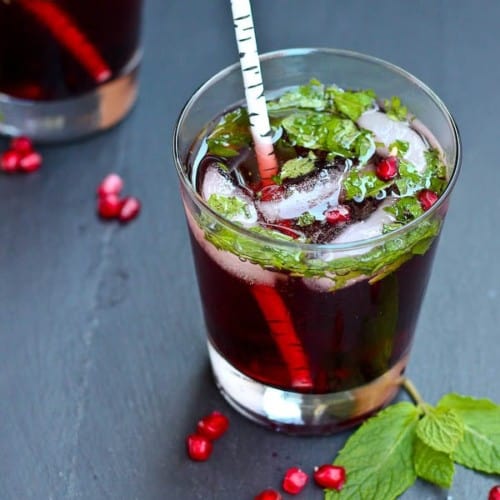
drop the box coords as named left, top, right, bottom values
left=1, top=1, right=499, bottom=499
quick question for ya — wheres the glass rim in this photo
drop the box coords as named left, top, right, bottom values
left=173, top=47, right=462, bottom=253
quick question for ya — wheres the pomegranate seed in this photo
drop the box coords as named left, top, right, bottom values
left=260, top=184, right=284, bottom=202
left=98, top=194, right=123, bottom=219
left=186, top=434, right=213, bottom=461
left=97, top=173, right=124, bottom=197
left=325, top=205, right=351, bottom=224
left=119, top=196, right=141, bottom=222
left=254, top=489, right=282, bottom=500
left=10, top=136, right=34, bottom=155
left=417, top=189, right=438, bottom=211
left=489, top=485, right=500, bottom=500
left=313, top=464, right=346, bottom=491
left=196, top=411, right=229, bottom=441
left=282, top=467, right=308, bottom=495
left=1, top=150, right=21, bottom=173
left=375, top=156, right=399, bottom=181
left=18, top=151, right=42, bottom=173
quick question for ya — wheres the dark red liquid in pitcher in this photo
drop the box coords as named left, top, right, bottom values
left=0, top=0, right=142, bottom=100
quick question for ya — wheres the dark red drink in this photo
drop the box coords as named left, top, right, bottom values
left=174, top=49, right=460, bottom=434
left=0, top=0, right=142, bottom=100
left=190, top=229, right=438, bottom=395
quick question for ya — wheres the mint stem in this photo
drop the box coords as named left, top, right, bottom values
left=402, top=378, right=428, bottom=414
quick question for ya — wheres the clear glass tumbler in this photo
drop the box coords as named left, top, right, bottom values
left=173, top=48, right=461, bottom=435
left=0, top=0, right=143, bottom=141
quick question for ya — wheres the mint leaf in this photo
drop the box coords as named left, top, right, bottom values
left=384, top=96, right=408, bottom=121
left=267, top=79, right=327, bottom=111
left=424, top=148, right=448, bottom=195
left=438, top=394, right=500, bottom=474
left=198, top=203, right=440, bottom=290
left=388, top=140, right=409, bottom=158
left=327, top=88, right=376, bottom=121
left=207, top=194, right=250, bottom=220
left=416, top=406, right=464, bottom=454
left=279, top=155, right=316, bottom=181
left=281, top=111, right=373, bottom=161
left=395, top=160, right=425, bottom=197
left=343, top=170, right=391, bottom=201
left=296, top=212, right=315, bottom=227
left=326, top=402, right=420, bottom=500
left=413, top=438, right=455, bottom=488
left=385, top=197, right=424, bottom=224
left=206, top=107, right=251, bottom=157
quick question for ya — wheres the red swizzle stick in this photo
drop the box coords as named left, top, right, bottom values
left=19, top=0, right=111, bottom=83
left=251, top=284, right=313, bottom=390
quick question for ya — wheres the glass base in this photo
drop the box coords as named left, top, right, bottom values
left=208, top=342, right=408, bottom=435
left=0, top=50, right=141, bottom=142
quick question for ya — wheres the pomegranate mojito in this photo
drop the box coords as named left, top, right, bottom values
left=174, top=49, right=460, bottom=434
left=0, top=0, right=142, bottom=140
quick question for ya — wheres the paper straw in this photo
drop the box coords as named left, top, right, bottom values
left=230, top=0, right=279, bottom=185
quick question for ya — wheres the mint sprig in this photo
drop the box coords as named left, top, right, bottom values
left=198, top=212, right=440, bottom=290
left=326, top=402, right=419, bottom=500
left=325, top=380, right=500, bottom=499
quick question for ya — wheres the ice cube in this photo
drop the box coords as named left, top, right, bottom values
left=201, top=165, right=257, bottom=227
left=358, top=110, right=427, bottom=173
left=333, top=198, right=395, bottom=248
left=302, top=198, right=396, bottom=292
left=257, top=168, right=343, bottom=222
left=185, top=203, right=281, bottom=287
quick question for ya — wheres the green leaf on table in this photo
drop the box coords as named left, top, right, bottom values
left=416, top=406, right=464, bottom=454
left=325, top=402, right=420, bottom=500
left=413, top=437, right=455, bottom=488
left=438, top=393, right=500, bottom=474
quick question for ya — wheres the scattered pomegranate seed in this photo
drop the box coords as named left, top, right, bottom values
left=313, top=464, right=346, bottom=491
left=282, top=467, right=309, bottom=495
left=186, top=434, right=213, bottom=462
left=489, top=485, right=500, bottom=500
left=97, top=173, right=124, bottom=198
left=98, top=194, right=123, bottom=219
left=260, top=184, right=284, bottom=202
left=0, top=150, right=22, bottom=173
left=417, top=189, right=438, bottom=211
left=19, top=151, right=42, bottom=172
left=325, top=205, right=351, bottom=224
left=119, top=196, right=141, bottom=222
left=196, top=411, right=229, bottom=441
left=254, top=489, right=282, bottom=500
left=375, top=156, right=399, bottom=181
left=10, top=136, right=34, bottom=155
